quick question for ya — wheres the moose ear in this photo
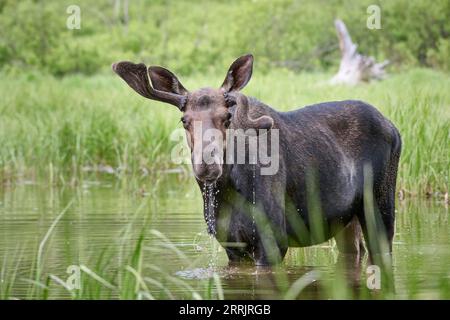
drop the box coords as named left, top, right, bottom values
left=112, top=61, right=187, bottom=109
left=148, top=66, right=188, bottom=96
left=221, top=54, right=254, bottom=92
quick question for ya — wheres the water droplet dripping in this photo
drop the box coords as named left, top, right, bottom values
left=204, top=182, right=217, bottom=236
left=203, top=182, right=219, bottom=273
left=251, top=154, right=257, bottom=299
left=251, top=154, right=256, bottom=260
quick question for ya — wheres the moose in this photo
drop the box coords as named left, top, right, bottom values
left=113, top=54, right=401, bottom=266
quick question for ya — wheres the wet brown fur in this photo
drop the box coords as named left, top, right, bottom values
left=113, top=54, right=402, bottom=265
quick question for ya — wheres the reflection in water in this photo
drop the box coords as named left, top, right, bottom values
left=0, top=174, right=449, bottom=299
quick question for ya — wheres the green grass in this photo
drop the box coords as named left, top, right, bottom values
left=0, top=68, right=449, bottom=196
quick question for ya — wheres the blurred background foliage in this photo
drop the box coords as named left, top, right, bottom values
left=0, top=0, right=448, bottom=77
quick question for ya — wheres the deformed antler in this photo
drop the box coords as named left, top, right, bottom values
left=112, top=61, right=187, bottom=109
left=225, top=92, right=274, bottom=132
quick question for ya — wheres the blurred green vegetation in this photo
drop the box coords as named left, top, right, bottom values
left=0, top=0, right=448, bottom=195
left=0, top=69, right=448, bottom=195
left=0, top=0, right=449, bottom=76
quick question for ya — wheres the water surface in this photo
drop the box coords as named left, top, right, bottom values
left=0, top=174, right=449, bottom=299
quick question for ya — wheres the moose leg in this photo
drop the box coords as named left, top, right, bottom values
left=358, top=201, right=394, bottom=263
left=359, top=151, right=399, bottom=263
left=252, top=181, right=288, bottom=266
left=363, top=154, right=399, bottom=259
left=334, top=215, right=365, bottom=256
left=333, top=216, right=366, bottom=289
left=253, top=235, right=288, bottom=266
left=223, top=215, right=287, bottom=266
left=225, top=248, right=253, bottom=265
left=359, top=186, right=396, bottom=293
left=251, top=199, right=288, bottom=266
left=228, top=164, right=288, bottom=266
left=358, top=186, right=395, bottom=288
left=376, top=148, right=401, bottom=254
left=371, top=182, right=396, bottom=257
left=334, top=216, right=365, bottom=288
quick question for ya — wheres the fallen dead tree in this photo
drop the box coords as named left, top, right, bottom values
left=331, top=19, right=389, bottom=85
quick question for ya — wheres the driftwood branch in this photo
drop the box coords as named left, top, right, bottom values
left=331, top=19, right=389, bottom=85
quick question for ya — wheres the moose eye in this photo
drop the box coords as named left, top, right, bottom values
left=180, top=117, right=189, bottom=128
left=224, top=92, right=237, bottom=107
left=224, top=113, right=232, bottom=128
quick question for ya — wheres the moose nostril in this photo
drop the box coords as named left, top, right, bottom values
left=193, top=163, right=222, bottom=182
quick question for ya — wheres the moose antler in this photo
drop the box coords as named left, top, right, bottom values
left=225, top=92, right=274, bottom=132
left=112, top=61, right=187, bottom=109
